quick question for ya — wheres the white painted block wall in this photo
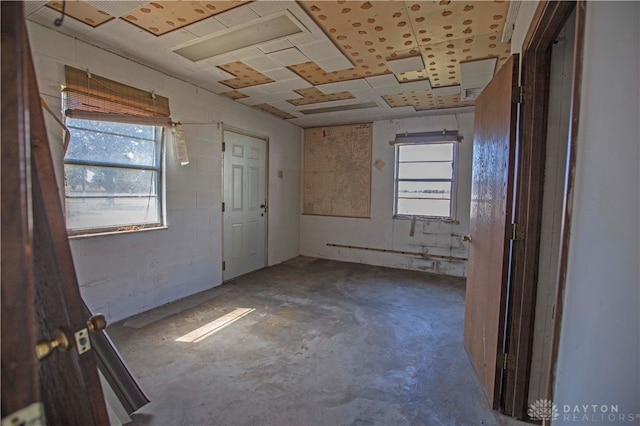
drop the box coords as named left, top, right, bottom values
left=300, top=113, right=474, bottom=277
left=551, top=2, right=639, bottom=422
left=27, top=22, right=302, bottom=323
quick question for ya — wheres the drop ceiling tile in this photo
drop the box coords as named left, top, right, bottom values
left=316, top=79, right=372, bottom=95
left=387, top=56, right=426, bottom=74
left=350, top=89, right=383, bottom=101
left=121, top=2, right=210, bottom=36
left=237, top=95, right=268, bottom=106
left=253, top=104, right=297, bottom=120
left=267, top=48, right=310, bottom=67
left=431, top=85, right=461, bottom=97
left=398, top=80, right=433, bottom=92
left=180, top=71, right=233, bottom=93
left=46, top=1, right=114, bottom=27
left=383, top=106, right=417, bottom=115
left=247, top=1, right=288, bottom=17
left=288, top=88, right=355, bottom=107
left=288, top=32, right=321, bottom=46
left=268, top=100, right=300, bottom=113
left=242, top=56, right=282, bottom=73
left=460, top=57, right=497, bottom=89
left=260, top=77, right=312, bottom=95
left=120, top=2, right=249, bottom=36
left=297, top=40, right=343, bottom=61
left=366, top=74, right=401, bottom=89
left=285, top=2, right=325, bottom=34
left=408, top=1, right=509, bottom=46
left=231, top=47, right=265, bottom=61
left=86, top=18, right=156, bottom=45
left=314, top=56, right=354, bottom=73
left=257, top=39, right=293, bottom=54
left=85, top=1, right=145, bottom=18
left=201, top=80, right=235, bottom=94
left=28, top=7, right=94, bottom=37
left=237, top=85, right=271, bottom=98
left=373, top=85, right=407, bottom=96
left=262, top=67, right=300, bottom=82
left=207, top=66, right=236, bottom=81
left=203, top=54, right=238, bottom=67
left=218, top=61, right=275, bottom=89
left=24, top=1, right=48, bottom=17
left=221, top=91, right=249, bottom=101
left=383, top=90, right=439, bottom=110
left=395, top=69, right=430, bottom=84
left=214, top=6, right=259, bottom=27
left=184, top=16, right=227, bottom=37
left=261, top=91, right=301, bottom=103
left=145, top=29, right=198, bottom=49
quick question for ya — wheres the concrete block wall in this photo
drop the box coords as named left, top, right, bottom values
left=300, top=113, right=474, bottom=277
left=27, top=22, right=302, bottom=323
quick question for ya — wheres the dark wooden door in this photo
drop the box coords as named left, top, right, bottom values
left=1, top=3, right=110, bottom=424
left=463, top=55, right=519, bottom=410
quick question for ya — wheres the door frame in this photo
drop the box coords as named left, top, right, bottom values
left=502, top=0, right=585, bottom=418
left=221, top=125, right=270, bottom=281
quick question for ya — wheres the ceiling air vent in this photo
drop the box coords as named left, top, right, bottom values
left=462, top=87, right=484, bottom=101
left=173, top=11, right=308, bottom=62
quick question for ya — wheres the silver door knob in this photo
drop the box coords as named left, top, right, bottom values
left=462, top=235, right=472, bottom=243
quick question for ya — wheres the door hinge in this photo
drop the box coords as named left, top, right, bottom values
left=512, top=86, right=531, bottom=104
left=222, top=202, right=225, bottom=212
left=507, top=223, right=525, bottom=241
left=222, top=142, right=226, bottom=152
left=2, top=402, right=45, bottom=426
left=497, top=353, right=516, bottom=371
left=222, top=261, right=226, bottom=271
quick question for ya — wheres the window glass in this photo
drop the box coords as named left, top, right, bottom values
left=395, top=142, right=455, bottom=218
left=63, top=118, right=164, bottom=234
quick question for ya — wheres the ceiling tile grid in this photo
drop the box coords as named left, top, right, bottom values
left=29, top=0, right=515, bottom=127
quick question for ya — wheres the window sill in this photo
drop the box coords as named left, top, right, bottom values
left=393, top=215, right=460, bottom=225
left=68, top=225, right=168, bottom=240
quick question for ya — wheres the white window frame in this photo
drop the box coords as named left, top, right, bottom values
left=392, top=132, right=460, bottom=221
left=63, top=118, right=167, bottom=236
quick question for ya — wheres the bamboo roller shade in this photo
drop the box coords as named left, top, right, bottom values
left=64, top=66, right=170, bottom=119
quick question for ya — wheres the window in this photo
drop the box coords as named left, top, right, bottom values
left=394, top=142, right=456, bottom=218
left=64, top=118, right=164, bottom=234
left=61, top=65, right=172, bottom=235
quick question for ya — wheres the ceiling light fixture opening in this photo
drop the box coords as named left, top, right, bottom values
left=300, top=102, right=379, bottom=115
left=173, top=11, right=309, bottom=62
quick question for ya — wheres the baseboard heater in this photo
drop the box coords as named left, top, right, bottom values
left=326, top=243, right=467, bottom=262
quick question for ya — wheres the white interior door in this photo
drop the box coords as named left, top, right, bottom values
left=222, top=130, right=267, bottom=280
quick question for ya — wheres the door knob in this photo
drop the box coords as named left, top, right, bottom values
left=36, top=329, right=70, bottom=360
left=463, top=235, right=472, bottom=243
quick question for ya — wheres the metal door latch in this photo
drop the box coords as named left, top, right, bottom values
left=35, top=314, right=107, bottom=360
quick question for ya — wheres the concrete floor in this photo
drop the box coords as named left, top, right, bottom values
left=107, top=257, right=529, bottom=426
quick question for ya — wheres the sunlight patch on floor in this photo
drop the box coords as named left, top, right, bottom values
left=175, top=308, right=255, bottom=343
